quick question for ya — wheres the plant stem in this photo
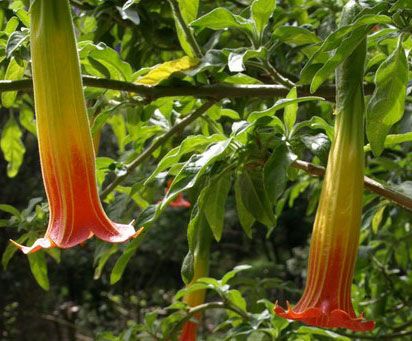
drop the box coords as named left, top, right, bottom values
left=100, top=100, right=217, bottom=199
left=0, top=77, right=375, bottom=101
left=292, top=160, right=412, bottom=212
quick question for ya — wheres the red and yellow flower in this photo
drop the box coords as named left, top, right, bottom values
left=12, top=0, right=140, bottom=254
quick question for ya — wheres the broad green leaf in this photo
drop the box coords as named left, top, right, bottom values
left=0, top=114, right=26, bottom=178
left=0, top=204, right=21, bottom=217
left=28, top=251, right=49, bottom=291
left=273, top=26, right=321, bottom=46
left=221, top=264, right=252, bottom=285
left=87, top=43, right=133, bottom=81
left=2, top=234, right=28, bottom=269
left=372, top=205, right=386, bottom=233
left=19, top=106, right=37, bottom=136
left=136, top=56, right=199, bottom=86
left=297, top=326, right=350, bottom=341
left=364, top=132, right=412, bottom=152
left=264, top=143, right=297, bottom=204
left=291, top=116, right=334, bottom=140
left=199, top=171, right=232, bottom=241
left=5, top=17, right=19, bottom=36
left=236, top=169, right=275, bottom=227
left=367, top=38, right=408, bottom=156
left=2, top=57, right=26, bottom=108
left=191, top=8, right=254, bottom=35
left=172, top=0, right=199, bottom=56
left=301, top=14, right=392, bottom=87
left=248, top=96, right=323, bottom=123
left=310, top=27, right=368, bottom=92
left=6, top=29, right=29, bottom=58
left=161, top=139, right=232, bottom=209
left=9, top=1, right=30, bottom=27
left=145, top=134, right=225, bottom=184
left=251, top=0, right=276, bottom=38
left=94, top=244, right=118, bottom=280
left=108, top=114, right=127, bottom=153
left=110, top=237, right=143, bottom=285
left=234, top=176, right=255, bottom=238
left=283, top=87, right=298, bottom=134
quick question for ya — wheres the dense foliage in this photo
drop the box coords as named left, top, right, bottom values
left=0, top=0, right=411, bottom=340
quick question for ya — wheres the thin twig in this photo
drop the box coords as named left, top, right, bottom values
left=100, top=100, right=217, bottom=199
left=292, top=160, right=412, bottom=212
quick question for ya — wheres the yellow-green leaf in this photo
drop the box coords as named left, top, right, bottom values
left=136, top=56, right=199, bottom=86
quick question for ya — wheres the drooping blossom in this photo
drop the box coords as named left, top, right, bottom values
left=12, top=0, right=140, bottom=254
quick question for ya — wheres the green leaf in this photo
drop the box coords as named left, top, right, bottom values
left=161, top=139, right=232, bottom=209
left=251, top=0, right=276, bottom=38
left=296, top=326, right=350, bottom=341
left=0, top=204, right=21, bottom=218
left=172, top=0, right=199, bottom=56
left=248, top=96, right=323, bottom=123
left=367, top=38, right=408, bottom=156
left=19, top=106, right=37, bottom=136
left=283, top=87, right=297, bottom=134
left=2, top=57, right=26, bottom=108
left=2, top=234, right=28, bottom=269
left=9, top=1, right=30, bottom=27
left=199, top=171, right=232, bottom=241
left=6, top=29, right=29, bottom=58
left=372, top=205, right=386, bottom=234
left=234, top=176, right=255, bottom=238
left=300, top=14, right=392, bottom=88
left=291, top=115, right=334, bottom=140
left=87, top=43, right=133, bottom=81
left=145, top=134, right=225, bottom=184
left=236, top=169, right=275, bottom=227
left=110, top=237, right=143, bottom=285
left=0, top=114, right=26, bottom=178
left=136, top=56, right=199, bottom=86
left=364, top=132, right=412, bottom=152
left=310, top=26, right=368, bottom=92
left=273, top=26, right=321, bottom=46
left=28, top=251, right=49, bottom=291
left=191, top=8, right=254, bottom=35
left=264, top=143, right=297, bottom=204
left=221, top=264, right=252, bottom=285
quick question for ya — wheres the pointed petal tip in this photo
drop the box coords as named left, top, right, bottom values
left=273, top=303, right=374, bottom=332
left=10, top=237, right=55, bottom=254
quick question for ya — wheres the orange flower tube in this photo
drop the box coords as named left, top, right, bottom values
left=274, top=1, right=374, bottom=332
left=12, top=0, right=140, bottom=254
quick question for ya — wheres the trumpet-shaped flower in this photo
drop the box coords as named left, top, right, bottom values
left=274, top=3, right=374, bottom=332
left=12, top=0, right=140, bottom=254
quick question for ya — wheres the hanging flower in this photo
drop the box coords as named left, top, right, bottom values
left=274, top=2, right=374, bottom=332
left=11, top=0, right=141, bottom=254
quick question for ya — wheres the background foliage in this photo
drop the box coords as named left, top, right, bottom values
left=0, top=0, right=411, bottom=340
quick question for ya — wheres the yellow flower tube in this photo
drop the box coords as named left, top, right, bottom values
left=12, top=0, right=140, bottom=254
left=275, top=1, right=374, bottom=332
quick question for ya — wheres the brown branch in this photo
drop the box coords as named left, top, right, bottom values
left=0, top=77, right=375, bottom=101
left=292, top=160, right=412, bottom=212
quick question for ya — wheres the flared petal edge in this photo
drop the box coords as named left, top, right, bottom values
left=11, top=225, right=144, bottom=254
left=274, top=302, right=375, bottom=332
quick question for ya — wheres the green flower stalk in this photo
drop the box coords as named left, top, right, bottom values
left=275, top=0, right=374, bottom=332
